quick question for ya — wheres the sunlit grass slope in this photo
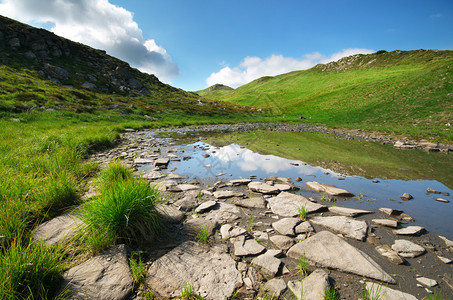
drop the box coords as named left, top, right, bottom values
left=212, top=50, right=453, bottom=141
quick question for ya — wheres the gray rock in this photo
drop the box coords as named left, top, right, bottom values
left=329, top=206, right=373, bottom=217
left=437, top=256, right=452, bottom=264
left=166, top=173, right=189, bottom=180
left=438, top=235, right=453, bottom=251
left=213, top=190, right=244, bottom=199
left=295, top=221, right=315, bottom=234
left=82, top=81, right=96, bottom=89
left=234, top=237, right=265, bottom=256
left=154, top=157, right=170, bottom=167
left=379, top=208, right=403, bottom=216
left=248, top=181, right=280, bottom=194
left=44, top=63, right=69, bottom=80
left=375, top=245, right=405, bottom=264
left=220, top=224, right=246, bottom=240
left=234, top=196, right=266, bottom=209
left=134, top=158, right=155, bottom=164
left=400, top=193, right=413, bottom=201
left=143, top=170, right=165, bottom=180
left=435, top=197, right=449, bottom=203
left=146, top=241, right=242, bottom=300
left=184, top=218, right=218, bottom=237
left=416, top=276, right=438, bottom=287
left=251, top=253, right=282, bottom=276
left=156, top=204, right=185, bottom=223
left=195, top=200, right=217, bottom=213
left=272, top=218, right=301, bottom=236
left=175, top=184, right=200, bottom=192
left=274, top=183, right=292, bottom=191
left=204, top=203, right=240, bottom=224
left=33, top=214, right=82, bottom=246
left=288, top=269, right=329, bottom=300
left=310, top=216, right=368, bottom=241
left=372, top=219, right=399, bottom=228
left=305, top=181, right=354, bottom=197
left=267, top=192, right=326, bottom=217
left=287, top=231, right=395, bottom=283
left=174, top=194, right=198, bottom=211
left=264, top=278, right=286, bottom=297
left=8, top=37, right=20, bottom=48
left=60, top=245, right=133, bottom=300
left=270, top=235, right=295, bottom=250
left=229, top=179, right=252, bottom=186
left=365, top=282, right=417, bottom=300
left=391, top=239, right=425, bottom=258
left=393, top=226, right=425, bottom=236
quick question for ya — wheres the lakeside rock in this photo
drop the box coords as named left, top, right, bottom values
left=306, top=181, right=354, bottom=197
left=267, top=192, right=326, bottom=216
left=310, top=216, right=368, bottom=241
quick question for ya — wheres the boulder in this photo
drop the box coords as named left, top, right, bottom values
left=263, top=278, right=286, bottom=298
left=156, top=204, right=185, bottom=223
left=288, top=269, right=329, bottom=300
left=305, top=181, right=354, bottom=197
left=267, top=192, right=326, bottom=217
left=270, top=235, right=295, bottom=250
left=287, top=231, right=395, bottom=283
left=295, top=221, right=315, bottom=234
left=174, top=194, right=198, bottom=211
left=60, top=245, right=133, bottom=300
left=391, top=239, right=425, bottom=258
left=146, top=241, right=242, bottom=300
left=364, top=282, right=417, bottom=300
left=204, top=203, right=240, bottom=224
left=33, top=214, right=83, bottom=246
left=251, top=253, right=282, bottom=276
left=184, top=218, right=218, bottom=237
left=234, top=196, right=267, bottom=209
left=195, top=200, right=217, bottom=214
left=329, top=206, right=373, bottom=217
left=272, top=218, right=301, bottom=236
left=310, top=216, right=368, bottom=241
left=234, top=237, right=265, bottom=257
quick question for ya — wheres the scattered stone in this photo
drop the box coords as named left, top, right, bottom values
left=272, top=218, right=301, bottom=236
left=391, top=239, right=426, bottom=258
left=427, top=188, right=449, bottom=196
left=400, top=193, right=413, bottom=201
left=416, top=276, right=438, bottom=288
left=248, top=181, right=280, bottom=194
left=166, top=173, right=188, bottom=180
left=234, top=237, right=266, bottom=257
left=375, top=245, right=405, bottom=264
left=265, top=249, right=284, bottom=258
left=287, top=231, right=395, bottom=283
left=305, top=181, right=354, bottom=197
left=263, top=278, right=286, bottom=298
left=251, top=253, right=282, bottom=276
left=202, top=154, right=210, bottom=158
left=174, top=194, right=198, bottom=211
left=372, top=219, right=398, bottom=228
left=33, top=214, right=83, bottom=246
left=379, top=208, right=403, bottom=216
left=184, top=218, right=218, bottom=237
left=400, top=213, right=415, bottom=223
left=435, top=198, right=450, bottom=203
left=364, top=282, right=417, bottom=300
left=195, top=200, right=217, bottom=214
left=156, top=204, right=185, bottom=223
left=221, top=224, right=247, bottom=240
left=146, top=241, right=242, bottom=300
left=393, top=226, right=425, bottom=236
left=274, top=183, right=292, bottom=191
left=234, top=196, right=267, bottom=209
left=310, top=216, right=368, bottom=241
left=253, top=231, right=269, bottom=240
left=154, top=157, right=170, bottom=167
left=329, top=206, right=373, bottom=217
left=229, top=179, right=252, bottom=186
left=295, top=221, right=315, bottom=234
left=270, top=235, right=295, bottom=250
left=213, top=190, right=245, bottom=199
left=133, top=158, right=155, bottom=164
left=143, top=170, right=165, bottom=180
left=267, top=192, right=326, bottom=217
left=174, top=184, right=200, bottom=192
left=295, top=177, right=302, bottom=182
left=437, top=256, right=452, bottom=264
left=60, top=245, right=133, bottom=300
left=438, top=235, right=453, bottom=252
left=204, top=203, right=240, bottom=224
left=288, top=269, right=329, bottom=300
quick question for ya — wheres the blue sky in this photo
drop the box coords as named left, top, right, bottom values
left=1, top=0, right=452, bottom=91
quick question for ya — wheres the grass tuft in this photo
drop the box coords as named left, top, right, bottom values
left=298, top=205, right=308, bottom=221
left=129, top=250, right=147, bottom=289
left=196, top=227, right=210, bottom=244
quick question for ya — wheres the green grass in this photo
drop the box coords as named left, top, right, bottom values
left=196, top=227, right=210, bottom=244
left=298, top=205, right=308, bottom=221
left=324, top=286, right=338, bottom=300
left=298, top=254, right=308, bottom=280
left=361, top=283, right=386, bottom=300
left=178, top=283, right=204, bottom=300
left=79, top=162, right=162, bottom=252
left=209, top=50, right=453, bottom=142
left=129, top=250, right=147, bottom=289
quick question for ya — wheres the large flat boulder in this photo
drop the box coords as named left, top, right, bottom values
left=234, top=196, right=267, bottom=209
left=147, top=241, right=242, bottom=300
left=204, top=203, right=241, bottom=224
left=33, top=214, right=83, bottom=246
left=306, top=181, right=354, bottom=197
left=328, top=206, right=373, bottom=217
left=287, top=231, right=395, bottom=283
left=288, top=269, right=329, bottom=300
left=310, top=216, right=368, bottom=241
left=267, top=192, right=326, bottom=217
left=391, top=239, right=425, bottom=258
left=365, top=282, right=418, bottom=300
left=248, top=181, right=280, bottom=194
left=60, top=245, right=133, bottom=300
left=213, top=190, right=245, bottom=199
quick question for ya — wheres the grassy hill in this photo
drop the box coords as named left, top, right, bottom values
left=210, top=50, right=453, bottom=141
left=195, top=83, right=234, bottom=98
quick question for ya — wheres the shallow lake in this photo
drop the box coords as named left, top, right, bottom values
left=146, top=130, right=453, bottom=239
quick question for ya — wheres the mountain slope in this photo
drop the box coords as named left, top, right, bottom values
left=196, top=84, right=234, bottom=98
left=213, top=50, right=453, bottom=140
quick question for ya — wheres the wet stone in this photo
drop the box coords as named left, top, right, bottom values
left=379, top=207, right=403, bottom=216
left=328, top=206, right=373, bottom=217
left=393, top=225, right=425, bottom=236
left=372, top=219, right=398, bottom=228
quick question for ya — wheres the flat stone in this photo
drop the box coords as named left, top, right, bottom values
left=33, top=214, right=83, bottom=246
left=270, top=235, right=295, bottom=250
left=416, top=276, right=438, bottom=288
left=204, top=203, right=241, bottom=224
left=251, top=253, right=282, bottom=276
left=267, top=192, right=326, bottom=217
left=229, top=179, right=252, bottom=186
left=391, top=239, right=425, bottom=258
left=234, top=237, right=266, bottom=257
left=154, top=157, right=170, bottom=167
left=146, top=241, right=242, bottom=300
left=166, top=173, right=188, bottom=180
left=143, top=170, right=166, bottom=180
left=288, top=269, right=329, bottom=300
left=310, top=216, right=368, bottom=241
left=265, top=249, right=284, bottom=258
left=213, top=190, right=245, bottom=199
left=329, top=206, right=373, bottom=217
left=264, top=278, right=286, bottom=297
left=287, top=231, right=395, bottom=283
left=372, top=219, right=399, bottom=228
left=295, top=221, right=315, bottom=234
left=375, top=245, right=405, bottom=264
left=305, top=181, right=354, bottom=197
left=365, top=282, right=418, bottom=300
left=220, top=224, right=247, bottom=240
left=437, top=256, right=452, bottom=264
left=175, top=184, right=200, bottom=192
left=60, top=245, right=133, bottom=300
left=174, top=194, right=198, bottom=211
left=234, top=196, right=266, bottom=209
left=379, top=208, right=403, bottom=216
left=184, top=218, right=218, bottom=237
left=435, top=197, right=450, bottom=203
left=248, top=181, right=280, bottom=194
left=156, top=204, right=185, bottom=223
left=195, top=200, right=217, bottom=213
left=439, top=235, right=453, bottom=250
left=393, top=226, right=425, bottom=236
left=134, top=158, right=155, bottom=164
left=274, top=183, right=292, bottom=191
left=272, top=218, right=301, bottom=236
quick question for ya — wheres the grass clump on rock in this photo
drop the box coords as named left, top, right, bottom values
left=80, top=162, right=162, bottom=252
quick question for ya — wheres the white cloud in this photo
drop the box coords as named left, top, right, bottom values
left=206, top=48, right=375, bottom=88
left=0, top=0, right=178, bottom=83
